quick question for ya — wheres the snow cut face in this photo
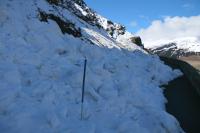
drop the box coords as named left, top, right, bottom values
left=0, top=0, right=183, bottom=133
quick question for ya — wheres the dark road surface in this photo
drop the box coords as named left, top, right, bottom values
left=162, top=63, right=200, bottom=133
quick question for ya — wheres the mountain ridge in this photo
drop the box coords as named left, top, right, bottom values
left=148, top=37, right=200, bottom=58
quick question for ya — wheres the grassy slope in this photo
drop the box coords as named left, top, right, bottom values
left=180, top=56, right=200, bottom=71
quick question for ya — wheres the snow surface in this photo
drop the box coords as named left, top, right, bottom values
left=0, top=0, right=184, bottom=133
left=145, top=36, right=200, bottom=52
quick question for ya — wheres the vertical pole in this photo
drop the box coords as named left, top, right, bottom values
left=81, top=58, right=87, bottom=120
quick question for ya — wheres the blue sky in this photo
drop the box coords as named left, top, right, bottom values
left=84, top=0, right=200, bottom=33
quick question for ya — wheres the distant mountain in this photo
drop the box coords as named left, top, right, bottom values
left=149, top=37, right=200, bottom=58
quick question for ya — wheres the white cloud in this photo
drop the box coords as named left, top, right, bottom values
left=129, top=21, right=137, bottom=27
left=136, top=15, right=200, bottom=47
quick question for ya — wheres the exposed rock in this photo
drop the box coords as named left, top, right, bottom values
left=106, top=21, right=125, bottom=38
left=46, top=0, right=62, bottom=5
left=130, top=36, right=143, bottom=47
left=38, top=10, right=82, bottom=37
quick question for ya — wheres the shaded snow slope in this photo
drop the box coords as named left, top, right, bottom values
left=147, top=37, right=200, bottom=58
left=0, top=0, right=183, bottom=133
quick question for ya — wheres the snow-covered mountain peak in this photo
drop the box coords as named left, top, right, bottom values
left=148, top=36, right=200, bottom=58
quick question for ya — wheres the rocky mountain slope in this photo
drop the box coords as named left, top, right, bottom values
left=149, top=37, right=200, bottom=58
left=0, top=0, right=183, bottom=132
left=37, top=0, right=143, bottom=50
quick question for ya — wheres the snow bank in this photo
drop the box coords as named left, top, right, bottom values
left=0, top=0, right=183, bottom=133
